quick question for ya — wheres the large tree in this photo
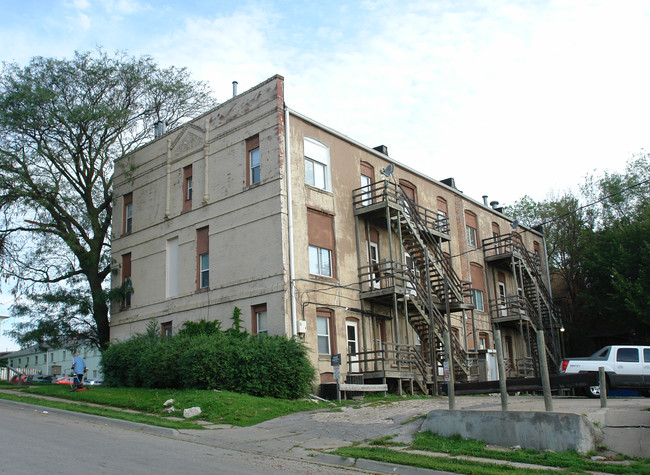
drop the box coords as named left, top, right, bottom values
left=0, top=50, right=217, bottom=350
left=506, top=153, right=650, bottom=354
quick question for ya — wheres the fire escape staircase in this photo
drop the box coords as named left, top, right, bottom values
left=483, top=234, right=562, bottom=373
left=392, top=186, right=475, bottom=380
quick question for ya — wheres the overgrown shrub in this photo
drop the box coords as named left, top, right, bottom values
left=100, top=317, right=315, bottom=399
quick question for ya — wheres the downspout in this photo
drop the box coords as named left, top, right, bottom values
left=285, top=106, right=298, bottom=336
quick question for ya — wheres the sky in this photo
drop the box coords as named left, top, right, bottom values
left=1, top=0, right=649, bottom=350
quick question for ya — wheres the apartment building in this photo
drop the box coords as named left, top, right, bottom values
left=111, top=75, right=561, bottom=394
left=4, top=344, right=103, bottom=380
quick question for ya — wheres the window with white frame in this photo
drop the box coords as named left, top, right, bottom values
left=470, top=263, right=485, bottom=312
left=197, top=227, right=209, bottom=289
left=247, top=135, right=260, bottom=185
left=123, top=192, right=133, bottom=234
left=472, top=289, right=485, bottom=311
left=465, top=211, right=478, bottom=247
left=304, top=137, right=331, bottom=191
left=307, top=208, right=335, bottom=278
left=253, top=304, right=268, bottom=335
left=309, top=246, right=332, bottom=277
left=317, top=315, right=331, bottom=354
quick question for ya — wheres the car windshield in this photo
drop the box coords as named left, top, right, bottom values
left=590, top=346, right=611, bottom=360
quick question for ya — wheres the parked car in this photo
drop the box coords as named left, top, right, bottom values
left=54, top=376, right=77, bottom=386
left=10, top=374, right=29, bottom=384
left=559, top=345, right=650, bottom=397
left=86, top=379, right=103, bottom=386
left=33, top=375, right=54, bottom=383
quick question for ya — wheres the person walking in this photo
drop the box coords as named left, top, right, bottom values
left=71, top=352, right=87, bottom=392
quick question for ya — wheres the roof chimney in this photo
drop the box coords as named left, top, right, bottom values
left=232, top=81, right=238, bottom=97
left=490, top=200, right=499, bottom=209
left=440, top=177, right=456, bottom=189
left=153, top=120, right=166, bottom=138
left=483, top=195, right=488, bottom=206
left=373, top=145, right=388, bottom=155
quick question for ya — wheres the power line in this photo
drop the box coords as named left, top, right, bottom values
left=538, top=177, right=650, bottom=227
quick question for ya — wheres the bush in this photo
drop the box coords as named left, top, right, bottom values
left=101, top=320, right=315, bottom=399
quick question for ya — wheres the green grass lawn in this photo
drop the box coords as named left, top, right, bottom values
left=0, top=381, right=327, bottom=427
left=332, top=432, right=650, bottom=475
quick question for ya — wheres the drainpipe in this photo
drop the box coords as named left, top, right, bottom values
left=285, top=106, right=298, bottom=336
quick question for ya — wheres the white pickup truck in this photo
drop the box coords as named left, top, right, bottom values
left=559, top=345, right=650, bottom=397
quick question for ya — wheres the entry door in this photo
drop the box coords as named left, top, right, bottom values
left=360, top=174, right=372, bottom=206
left=369, top=241, right=380, bottom=289
left=498, top=281, right=507, bottom=317
left=346, top=321, right=360, bottom=373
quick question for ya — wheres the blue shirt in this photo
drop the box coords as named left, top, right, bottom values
left=72, top=355, right=86, bottom=374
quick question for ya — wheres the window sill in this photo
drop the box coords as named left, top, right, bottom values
left=196, top=287, right=209, bottom=293
left=309, top=274, right=337, bottom=282
left=244, top=181, right=262, bottom=191
left=305, top=184, right=333, bottom=195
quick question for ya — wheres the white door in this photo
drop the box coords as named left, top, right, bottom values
left=369, top=241, right=380, bottom=289
left=404, top=251, right=418, bottom=295
left=498, top=282, right=507, bottom=317
left=360, top=174, right=372, bottom=206
left=346, top=321, right=360, bottom=373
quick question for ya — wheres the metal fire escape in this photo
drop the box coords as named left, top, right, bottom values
left=352, top=179, right=476, bottom=392
left=482, top=233, right=562, bottom=375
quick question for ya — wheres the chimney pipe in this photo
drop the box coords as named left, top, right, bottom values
left=483, top=195, right=488, bottom=206
left=232, top=81, right=238, bottom=97
left=490, top=200, right=499, bottom=209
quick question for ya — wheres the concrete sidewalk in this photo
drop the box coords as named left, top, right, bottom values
left=175, top=395, right=650, bottom=459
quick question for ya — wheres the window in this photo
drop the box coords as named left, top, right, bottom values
left=183, top=165, right=193, bottom=212
left=44, top=353, right=47, bottom=363
left=197, top=227, right=209, bottom=289
left=309, top=246, right=332, bottom=277
left=307, top=209, right=335, bottom=277
left=252, top=304, right=268, bottom=335
left=304, top=138, right=331, bottom=191
left=616, top=348, right=639, bottom=363
left=479, top=332, right=489, bottom=350
left=644, top=348, right=650, bottom=362
left=161, top=321, right=172, bottom=338
left=122, top=253, right=132, bottom=308
left=35, top=355, right=38, bottom=365
left=465, top=211, right=478, bottom=247
left=316, top=309, right=335, bottom=355
left=246, top=135, right=260, bottom=185
left=123, top=192, right=133, bottom=234
left=470, top=263, right=485, bottom=312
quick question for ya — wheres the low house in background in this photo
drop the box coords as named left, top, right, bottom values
left=4, top=345, right=102, bottom=381
left=110, top=75, right=562, bottom=395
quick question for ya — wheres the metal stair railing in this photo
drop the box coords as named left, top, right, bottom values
left=393, top=185, right=465, bottom=305
left=402, top=264, right=471, bottom=376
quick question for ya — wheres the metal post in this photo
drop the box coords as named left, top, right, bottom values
left=494, top=329, right=508, bottom=411
left=443, top=331, right=455, bottom=410
left=536, top=331, right=553, bottom=412
left=599, top=366, right=607, bottom=408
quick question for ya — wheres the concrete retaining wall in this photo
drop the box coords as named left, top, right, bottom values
left=421, top=410, right=601, bottom=454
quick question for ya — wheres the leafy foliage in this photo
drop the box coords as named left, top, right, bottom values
left=506, top=152, right=650, bottom=353
left=0, top=50, right=216, bottom=350
left=100, top=313, right=315, bottom=399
